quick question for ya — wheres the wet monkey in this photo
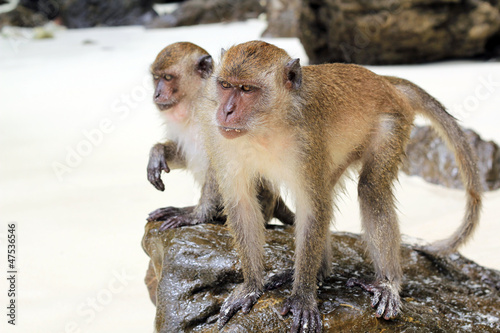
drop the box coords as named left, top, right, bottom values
left=199, top=41, right=482, bottom=332
left=146, top=42, right=294, bottom=229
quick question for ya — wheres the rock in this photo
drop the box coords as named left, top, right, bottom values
left=145, top=260, right=158, bottom=306
left=300, top=0, right=500, bottom=65
left=142, top=221, right=500, bottom=332
left=146, top=0, right=265, bottom=29
left=60, top=0, right=157, bottom=28
left=0, top=0, right=157, bottom=28
left=404, top=126, right=500, bottom=191
left=261, top=0, right=301, bottom=38
left=18, top=0, right=61, bottom=20
left=0, top=4, right=49, bottom=27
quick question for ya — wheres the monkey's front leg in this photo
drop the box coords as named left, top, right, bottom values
left=147, top=142, right=186, bottom=192
left=147, top=142, right=198, bottom=227
left=218, top=195, right=266, bottom=329
left=281, top=207, right=331, bottom=333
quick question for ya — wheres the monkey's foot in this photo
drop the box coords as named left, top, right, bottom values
left=347, top=278, right=401, bottom=320
left=281, top=294, right=322, bottom=333
left=147, top=206, right=195, bottom=222
left=264, top=269, right=294, bottom=291
left=218, top=285, right=262, bottom=329
left=147, top=206, right=205, bottom=230
left=158, top=216, right=200, bottom=230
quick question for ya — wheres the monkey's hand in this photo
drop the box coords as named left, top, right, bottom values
left=281, top=294, right=322, bottom=333
left=147, top=144, right=171, bottom=191
left=346, top=278, right=401, bottom=320
left=218, top=285, right=262, bottom=329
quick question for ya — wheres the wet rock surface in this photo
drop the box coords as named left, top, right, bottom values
left=300, top=0, right=500, bottom=64
left=404, top=126, right=500, bottom=191
left=142, top=221, right=500, bottom=332
left=147, top=0, right=265, bottom=29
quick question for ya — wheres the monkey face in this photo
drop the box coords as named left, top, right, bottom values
left=215, top=78, right=262, bottom=139
left=152, top=73, right=181, bottom=110
left=150, top=42, right=213, bottom=113
left=214, top=41, right=303, bottom=140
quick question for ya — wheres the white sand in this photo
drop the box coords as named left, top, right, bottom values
left=0, top=19, right=499, bottom=332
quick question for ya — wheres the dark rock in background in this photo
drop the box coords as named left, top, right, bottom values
left=61, top=0, right=157, bottom=28
left=404, top=126, right=500, bottom=191
left=19, top=0, right=61, bottom=20
left=147, top=0, right=265, bottom=29
left=142, top=221, right=500, bottom=332
left=262, top=0, right=301, bottom=38
left=300, top=0, right=500, bottom=64
left=0, top=1, right=51, bottom=27
left=0, top=0, right=158, bottom=28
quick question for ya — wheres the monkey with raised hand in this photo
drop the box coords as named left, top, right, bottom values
left=199, top=41, right=481, bottom=332
left=146, top=42, right=294, bottom=230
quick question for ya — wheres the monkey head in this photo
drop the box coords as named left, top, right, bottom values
left=151, top=42, right=213, bottom=114
left=214, top=41, right=302, bottom=139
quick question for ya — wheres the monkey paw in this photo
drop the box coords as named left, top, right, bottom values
left=147, top=206, right=194, bottom=222
left=147, top=206, right=203, bottom=230
left=218, top=285, right=261, bottom=329
left=281, top=294, right=322, bottom=333
left=147, top=147, right=170, bottom=191
left=347, top=278, right=401, bottom=320
left=158, top=214, right=201, bottom=230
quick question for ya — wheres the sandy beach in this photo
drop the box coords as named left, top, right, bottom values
left=0, top=19, right=499, bottom=332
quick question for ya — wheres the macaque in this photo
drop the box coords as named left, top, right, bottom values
left=146, top=42, right=294, bottom=229
left=198, top=41, right=482, bottom=332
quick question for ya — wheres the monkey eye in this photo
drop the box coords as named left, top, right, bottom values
left=220, top=80, right=231, bottom=89
left=164, top=74, right=173, bottom=81
left=240, top=85, right=254, bottom=92
left=153, top=74, right=160, bottom=80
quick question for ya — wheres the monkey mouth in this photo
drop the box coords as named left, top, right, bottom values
left=218, top=126, right=248, bottom=139
left=156, top=100, right=178, bottom=110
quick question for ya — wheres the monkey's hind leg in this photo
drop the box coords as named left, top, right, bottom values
left=348, top=115, right=410, bottom=320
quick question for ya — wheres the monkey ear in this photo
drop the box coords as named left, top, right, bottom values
left=196, top=55, right=213, bottom=79
left=284, top=58, right=302, bottom=90
left=221, top=48, right=227, bottom=58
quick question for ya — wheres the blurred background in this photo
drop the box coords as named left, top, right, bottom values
left=0, top=0, right=499, bottom=332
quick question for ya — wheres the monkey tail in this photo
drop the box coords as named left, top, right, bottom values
left=387, top=76, right=482, bottom=255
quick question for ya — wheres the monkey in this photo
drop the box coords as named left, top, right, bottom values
left=146, top=42, right=214, bottom=228
left=197, top=41, right=481, bottom=332
left=146, top=42, right=295, bottom=230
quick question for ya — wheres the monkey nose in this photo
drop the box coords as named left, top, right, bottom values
left=224, top=104, right=236, bottom=118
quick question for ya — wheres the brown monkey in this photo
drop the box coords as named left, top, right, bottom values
left=198, top=41, right=481, bottom=332
left=146, top=42, right=294, bottom=229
